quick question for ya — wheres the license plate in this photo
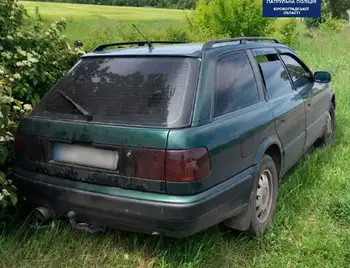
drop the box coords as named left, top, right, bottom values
left=53, top=143, right=119, bottom=170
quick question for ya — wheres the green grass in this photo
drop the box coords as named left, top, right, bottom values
left=20, top=1, right=188, bottom=49
left=2, top=3, right=350, bottom=267
left=21, top=1, right=187, bottom=21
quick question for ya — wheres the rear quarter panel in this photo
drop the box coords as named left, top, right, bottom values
left=166, top=101, right=278, bottom=195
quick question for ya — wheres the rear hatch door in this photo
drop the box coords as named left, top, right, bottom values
left=15, top=56, right=200, bottom=194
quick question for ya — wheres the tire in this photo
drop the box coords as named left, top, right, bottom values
left=320, top=103, right=335, bottom=146
left=247, top=154, right=278, bottom=236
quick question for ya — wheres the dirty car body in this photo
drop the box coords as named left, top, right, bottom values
left=13, top=38, right=335, bottom=238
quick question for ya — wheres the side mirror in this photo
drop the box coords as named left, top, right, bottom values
left=314, top=71, right=331, bottom=83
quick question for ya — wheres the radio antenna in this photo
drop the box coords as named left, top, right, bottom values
left=132, top=24, right=152, bottom=50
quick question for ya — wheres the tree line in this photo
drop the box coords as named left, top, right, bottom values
left=21, top=0, right=197, bottom=9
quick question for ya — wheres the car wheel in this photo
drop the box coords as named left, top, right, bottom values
left=248, top=154, right=278, bottom=236
left=321, top=104, right=335, bottom=146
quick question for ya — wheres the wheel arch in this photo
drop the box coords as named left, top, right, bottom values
left=224, top=136, right=283, bottom=232
left=253, top=136, right=283, bottom=179
left=331, top=94, right=336, bottom=110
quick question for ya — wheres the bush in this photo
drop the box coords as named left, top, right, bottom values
left=165, top=25, right=189, bottom=42
left=0, top=85, right=31, bottom=218
left=279, top=19, right=298, bottom=47
left=0, top=0, right=83, bottom=218
left=319, top=16, right=344, bottom=33
left=1, top=1, right=83, bottom=104
left=187, top=0, right=276, bottom=41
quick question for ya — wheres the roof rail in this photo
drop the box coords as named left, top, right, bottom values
left=202, top=37, right=280, bottom=50
left=93, top=41, right=187, bottom=52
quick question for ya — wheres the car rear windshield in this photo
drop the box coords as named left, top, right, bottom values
left=32, top=56, right=200, bottom=128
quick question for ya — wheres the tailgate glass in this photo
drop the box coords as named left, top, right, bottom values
left=32, top=57, right=200, bottom=128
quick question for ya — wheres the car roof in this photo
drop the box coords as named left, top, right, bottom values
left=82, top=41, right=290, bottom=59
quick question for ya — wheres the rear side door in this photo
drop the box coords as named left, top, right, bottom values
left=277, top=49, right=330, bottom=149
left=251, top=48, right=306, bottom=174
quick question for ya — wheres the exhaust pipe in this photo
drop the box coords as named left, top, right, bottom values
left=67, top=211, right=105, bottom=234
left=152, top=231, right=161, bottom=236
left=34, top=207, right=56, bottom=221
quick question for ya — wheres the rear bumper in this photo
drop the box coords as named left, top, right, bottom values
left=13, top=167, right=256, bottom=238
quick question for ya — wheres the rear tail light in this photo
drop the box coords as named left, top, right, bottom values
left=131, top=147, right=211, bottom=182
left=132, top=148, right=166, bottom=181
left=166, top=148, right=211, bottom=182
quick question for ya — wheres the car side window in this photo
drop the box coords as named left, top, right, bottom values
left=253, top=52, right=294, bottom=100
left=280, top=54, right=313, bottom=91
left=214, top=52, right=259, bottom=117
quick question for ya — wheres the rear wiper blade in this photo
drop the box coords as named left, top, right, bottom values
left=55, top=89, right=93, bottom=121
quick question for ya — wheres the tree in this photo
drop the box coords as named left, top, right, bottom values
left=328, top=0, right=350, bottom=20
left=187, top=0, right=276, bottom=41
left=20, top=0, right=198, bottom=9
left=305, top=0, right=350, bottom=29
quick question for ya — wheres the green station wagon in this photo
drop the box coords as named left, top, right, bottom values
left=13, top=37, right=336, bottom=238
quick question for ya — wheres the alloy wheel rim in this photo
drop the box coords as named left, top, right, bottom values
left=256, top=169, right=273, bottom=224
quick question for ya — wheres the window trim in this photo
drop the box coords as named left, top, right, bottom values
left=248, top=49, right=268, bottom=101
left=276, top=47, right=314, bottom=75
left=212, top=50, right=262, bottom=119
left=250, top=48, right=296, bottom=101
left=277, top=51, right=315, bottom=92
left=246, top=49, right=266, bottom=101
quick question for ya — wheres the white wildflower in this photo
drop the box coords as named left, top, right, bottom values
left=2, top=189, right=9, bottom=196
left=23, top=104, right=32, bottom=111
